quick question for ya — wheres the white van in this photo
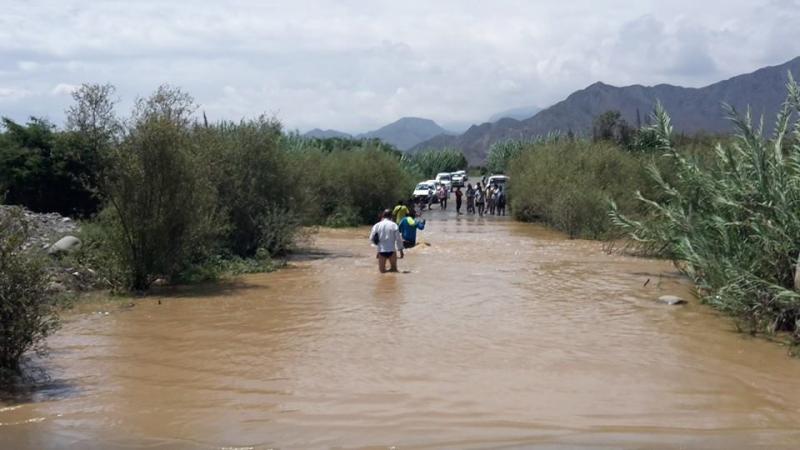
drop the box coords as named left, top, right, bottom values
left=487, top=175, right=509, bottom=188
left=435, top=172, right=452, bottom=189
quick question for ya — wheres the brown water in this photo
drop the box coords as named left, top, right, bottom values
left=3, top=209, right=800, bottom=449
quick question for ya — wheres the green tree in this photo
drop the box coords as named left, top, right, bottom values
left=101, top=86, right=220, bottom=290
left=0, top=117, right=102, bottom=216
left=66, top=83, right=121, bottom=155
left=592, top=110, right=634, bottom=148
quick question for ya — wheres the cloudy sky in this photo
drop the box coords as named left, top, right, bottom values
left=2, top=0, right=800, bottom=133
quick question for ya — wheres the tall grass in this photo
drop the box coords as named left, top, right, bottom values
left=611, top=80, right=800, bottom=344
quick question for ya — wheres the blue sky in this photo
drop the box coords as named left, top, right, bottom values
left=1, top=0, right=799, bottom=133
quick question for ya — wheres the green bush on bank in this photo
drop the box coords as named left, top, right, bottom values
left=283, top=134, right=416, bottom=226
left=612, top=87, right=800, bottom=344
left=508, top=140, right=650, bottom=238
left=0, top=208, right=62, bottom=380
left=196, top=117, right=307, bottom=257
left=315, top=146, right=415, bottom=225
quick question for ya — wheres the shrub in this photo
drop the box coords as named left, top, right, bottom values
left=196, top=117, right=307, bottom=257
left=285, top=137, right=415, bottom=225
left=316, top=147, right=415, bottom=224
left=508, top=140, right=648, bottom=238
left=0, top=207, right=61, bottom=380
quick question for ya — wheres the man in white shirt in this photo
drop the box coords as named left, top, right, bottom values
left=369, top=209, right=405, bottom=273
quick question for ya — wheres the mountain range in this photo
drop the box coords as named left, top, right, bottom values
left=412, top=56, right=800, bottom=164
left=303, top=117, right=451, bottom=150
left=487, top=105, right=542, bottom=122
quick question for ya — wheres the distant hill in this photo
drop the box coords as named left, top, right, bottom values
left=303, top=117, right=450, bottom=150
left=304, top=128, right=352, bottom=139
left=413, top=56, right=800, bottom=165
left=358, top=117, right=449, bottom=150
left=488, top=105, right=542, bottom=122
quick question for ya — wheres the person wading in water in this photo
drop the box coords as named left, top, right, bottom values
left=370, top=209, right=405, bottom=273
left=392, top=200, right=409, bottom=223
left=398, top=211, right=426, bottom=248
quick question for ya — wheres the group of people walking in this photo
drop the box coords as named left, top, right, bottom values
left=369, top=181, right=506, bottom=273
left=369, top=201, right=426, bottom=273
left=456, top=182, right=506, bottom=216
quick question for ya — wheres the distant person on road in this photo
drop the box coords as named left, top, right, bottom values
left=487, top=185, right=496, bottom=215
left=398, top=211, right=426, bottom=248
left=475, top=183, right=485, bottom=216
left=393, top=200, right=409, bottom=223
left=466, top=183, right=475, bottom=214
left=496, top=186, right=506, bottom=216
left=454, top=186, right=463, bottom=214
left=437, top=185, right=448, bottom=209
left=370, top=209, right=404, bottom=273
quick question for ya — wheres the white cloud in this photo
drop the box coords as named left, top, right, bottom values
left=0, top=87, right=32, bottom=101
left=51, top=83, right=78, bottom=96
left=0, top=0, right=797, bottom=132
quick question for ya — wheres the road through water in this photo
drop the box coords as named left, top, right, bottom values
left=3, top=208, right=800, bottom=449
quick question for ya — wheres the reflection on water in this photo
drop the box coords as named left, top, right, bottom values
left=3, top=209, right=800, bottom=449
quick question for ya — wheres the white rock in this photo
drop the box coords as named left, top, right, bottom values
left=658, top=295, right=687, bottom=305
left=48, top=236, right=81, bottom=255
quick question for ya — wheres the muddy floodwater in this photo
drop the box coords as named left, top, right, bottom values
left=3, top=208, right=800, bottom=449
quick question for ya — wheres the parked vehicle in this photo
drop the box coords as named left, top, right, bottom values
left=412, top=180, right=442, bottom=208
left=435, top=172, right=453, bottom=189
left=412, top=181, right=435, bottom=204
left=487, top=175, right=509, bottom=188
left=451, top=170, right=467, bottom=188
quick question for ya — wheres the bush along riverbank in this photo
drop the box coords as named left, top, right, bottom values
left=612, top=82, right=800, bottom=350
left=497, top=113, right=722, bottom=240
left=500, top=77, right=800, bottom=349
left=0, top=207, right=65, bottom=381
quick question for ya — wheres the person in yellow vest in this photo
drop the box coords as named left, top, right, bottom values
left=392, top=200, right=409, bottom=223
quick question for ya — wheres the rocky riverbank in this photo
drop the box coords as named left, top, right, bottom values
left=1, top=205, right=103, bottom=294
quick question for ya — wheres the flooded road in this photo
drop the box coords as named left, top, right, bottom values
left=3, top=208, right=800, bottom=449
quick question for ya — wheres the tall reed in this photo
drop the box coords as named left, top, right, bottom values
left=612, top=78, right=800, bottom=344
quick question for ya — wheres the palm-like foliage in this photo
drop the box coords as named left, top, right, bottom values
left=402, top=148, right=468, bottom=179
left=486, top=132, right=563, bottom=174
left=611, top=77, right=800, bottom=341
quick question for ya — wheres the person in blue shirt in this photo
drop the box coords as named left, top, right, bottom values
left=398, top=211, right=426, bottom=248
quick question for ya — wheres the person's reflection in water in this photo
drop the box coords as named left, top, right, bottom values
left=371, top=269, right=404, bottom=326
